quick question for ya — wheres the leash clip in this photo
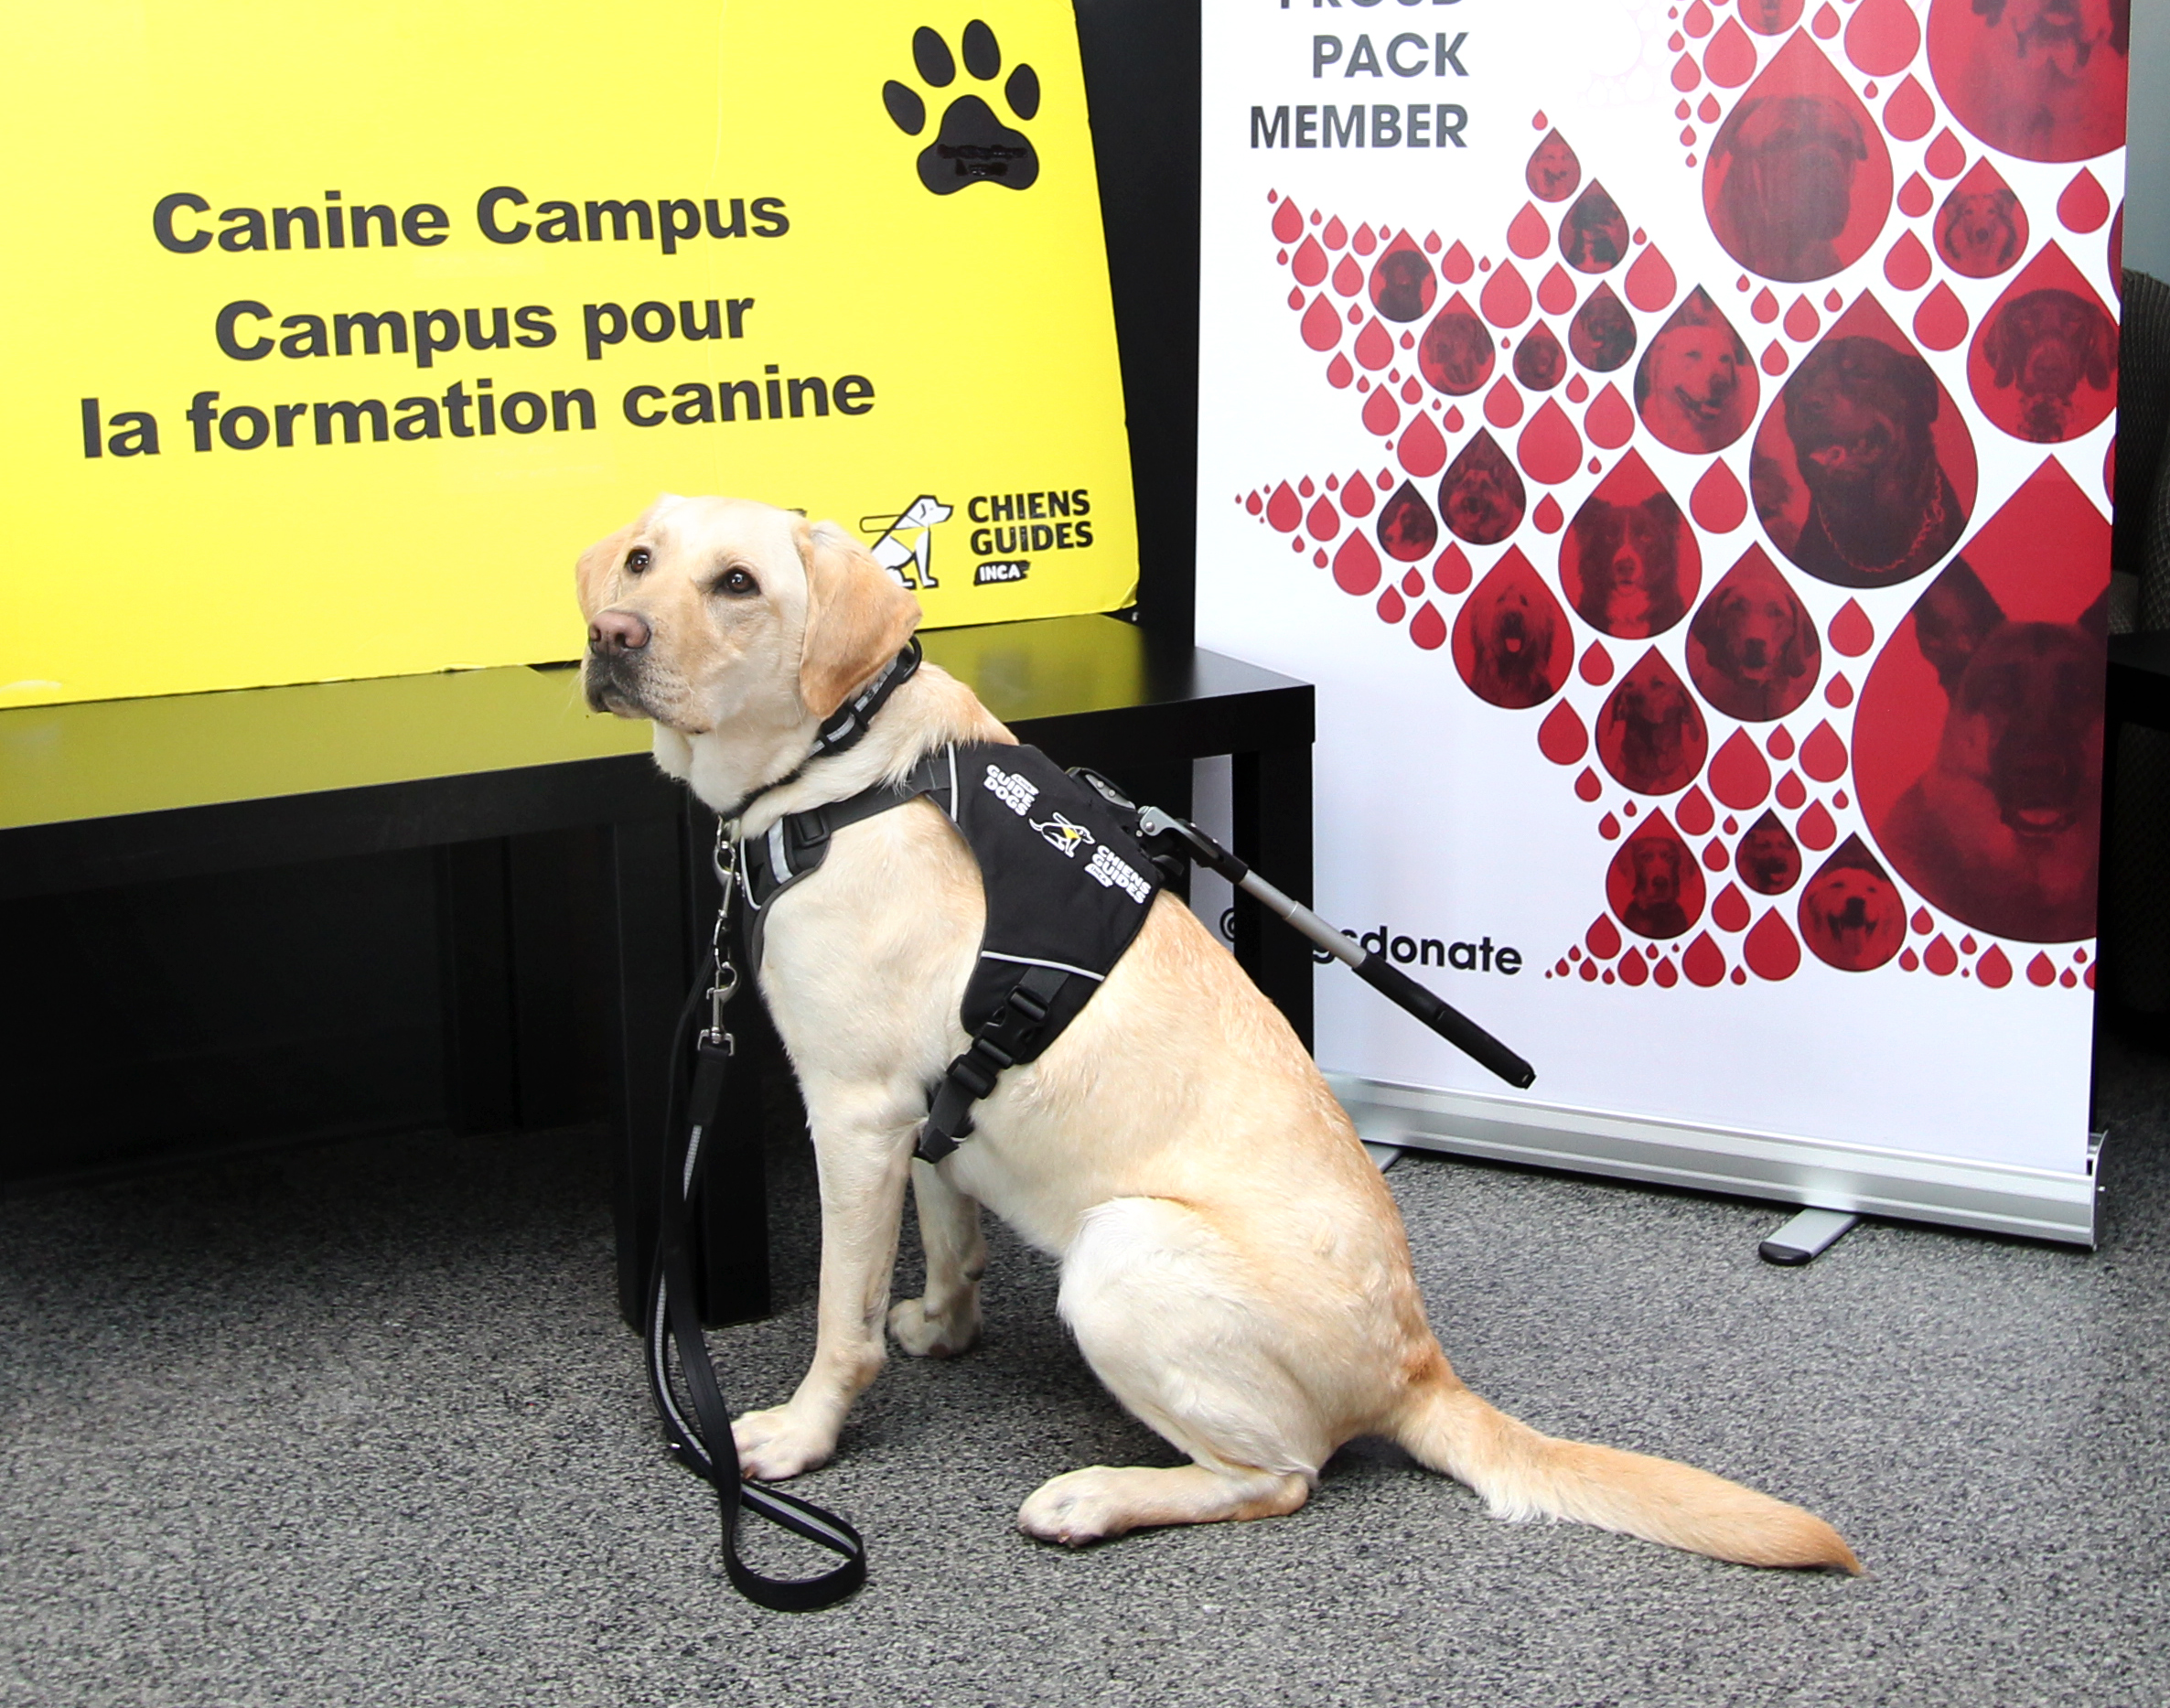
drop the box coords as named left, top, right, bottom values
left=704, top=822, right=742, bottom=1052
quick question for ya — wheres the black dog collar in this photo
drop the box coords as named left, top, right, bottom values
left=715, top=638, right=924, bottom=827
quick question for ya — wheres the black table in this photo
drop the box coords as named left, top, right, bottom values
left=0, top=613, right=1314, bottom=1327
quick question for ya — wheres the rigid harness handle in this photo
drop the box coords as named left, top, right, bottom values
left=1132, top=804, right=1537, bottom=1091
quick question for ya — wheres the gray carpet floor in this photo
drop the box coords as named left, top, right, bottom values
left=5, top=1042, right=2169, bottom=1708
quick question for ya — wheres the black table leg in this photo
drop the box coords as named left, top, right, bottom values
left=1233, top=742, right=1315, bottom=1053
left=436, top=838, right=520, bottom=1135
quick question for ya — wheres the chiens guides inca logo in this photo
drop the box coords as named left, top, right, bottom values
left=982, top=764, right=1152, bottom=903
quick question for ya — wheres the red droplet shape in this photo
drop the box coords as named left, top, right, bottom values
left=1301, top=294, right=1344, bottom=351
left=1480, top=262, right=1533, bottom=328
left=1800, top=720, right=1848, bottom=782
left=1332, top=529, right=1381, bottom=596
left=1844, top=0, right=1920, bottom=78
left=1710, top=727, right=1773, bottom=810
left=1527, top=131, right=1582, bottom=204
left=1517, top=399, right=1582, bottom=484
left=1692, top=460, right=1749, bottom=532
left=1884, top=231, right=1932, bottom=292
left=1539, top=700, right=1588, bottom=764
left=1706, top=18, right=1758, bottom=84
left=1625, top=244, right=1677, bottom=313
left=1934, top=160, right=2028, bottom=278
left=1398, top=408, right=1448, bottom=477
left=1885, top=75, right=1934, bottom=142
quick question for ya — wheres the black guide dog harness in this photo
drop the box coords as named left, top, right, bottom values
left=739, top=742, right=1166, bottom=1163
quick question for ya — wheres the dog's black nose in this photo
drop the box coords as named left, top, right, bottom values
left=588, top=609, right=650, bottom=656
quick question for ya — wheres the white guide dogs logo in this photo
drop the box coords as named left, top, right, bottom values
left=862, top=494, right=952, bottom=589
left=1030, top=811, right=1096, bottom=858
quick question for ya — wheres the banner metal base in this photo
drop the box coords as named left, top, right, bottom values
left=1330, top=1077, right=2103, bottom=1249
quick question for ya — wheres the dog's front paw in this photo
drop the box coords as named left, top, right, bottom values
left=1018, top=1467, right=1130, bottom=1547
left=731, top=1405, right=835, bottom=1482
left=887, top=1294, right=981, bottom=1358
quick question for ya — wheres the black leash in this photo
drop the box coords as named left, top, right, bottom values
left=641, top=831, right=866, bottom=1612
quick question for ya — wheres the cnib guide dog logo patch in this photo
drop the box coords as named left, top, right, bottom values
left=1241, top=7, right=2114, bottom=996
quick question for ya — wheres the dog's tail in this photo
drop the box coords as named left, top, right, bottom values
left=1392, top=1371, right=1862, bottom=1573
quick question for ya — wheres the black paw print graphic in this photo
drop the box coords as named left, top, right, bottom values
left=881, top=20, right=1040, bottom=194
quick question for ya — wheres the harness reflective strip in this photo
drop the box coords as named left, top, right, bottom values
left=979, top=951, right=1107, bottom=983
left=767, top=819, right=792, bottom=885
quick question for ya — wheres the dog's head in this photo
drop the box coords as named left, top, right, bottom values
left=1719, top=95, right=1867, bottom=259
left=1736, top=816, right=1802, bottom=895
left=1910, top=557, right=2108, bottom=841
left=1440, top=434, right=1525, bottom=545
left=1569, top=496, right=1681, bottom=637
left=575, top=494, right=921, bottom=759
left=1527, top=132, right=1579, bottom=202
left=1982, top=288, right=2116, bottom=442
left=1972, top=0, right=2130, bottom=79
left=1701, top=585, right=1804, bottom=690
left=1935, top=189, right=2022, bottom=275
left=1783, top=336, right=1941, bottom=513
left=1801, top=853, right=1900, bottom=969
left=1638, top=318, right=1747, bottom=449
left=1570, top=291, right=1637, bottom=373
left=1420, top=311, right=1494, bottom=396
left=1472, top=575, right=1555, bottom=671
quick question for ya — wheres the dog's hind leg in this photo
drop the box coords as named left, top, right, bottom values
left=888, top=1159, right=984, bottom=1357
left=1018, top=1197, right=1323, bottom=1545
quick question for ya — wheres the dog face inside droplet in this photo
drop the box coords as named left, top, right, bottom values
left=1527, top=129, right=1582, bottom=202
left=1736, top=810, right=1804, bottom=895
left=1418, top=295, right=1495, bottom=396
left=1569, top=285, right=1638, bottom=373
left=1797, top=834, right=1906, bottom=971
left=1633, top=288, right=1757, bottom=455
left=1437, top=430, right=1527, bottom=545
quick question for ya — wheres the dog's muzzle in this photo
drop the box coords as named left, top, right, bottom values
left=585, top=608, right=655, bottom=715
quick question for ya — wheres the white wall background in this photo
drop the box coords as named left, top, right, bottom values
left=2132, top=0, right=2170, bottom=277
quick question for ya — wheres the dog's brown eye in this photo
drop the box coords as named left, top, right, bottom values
left=716, top=568, right=758, bottom=597
left=626, top=547, right=651, bottom=574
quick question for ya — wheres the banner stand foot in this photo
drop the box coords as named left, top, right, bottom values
left=1360, top=1140, right=1405, bottom=1173
left=1759, top=1208, right=1860, bottom=1266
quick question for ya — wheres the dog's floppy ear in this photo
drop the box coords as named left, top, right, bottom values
left=795, top=518, right=922, bottom=718
left=575, top=521, right=639, bottom=614
left=2088, top=306, right=2118, bottom=392
left=1912, top=557, right=2004, bottom=696
left=2078, top=583, right=2111, bottom=643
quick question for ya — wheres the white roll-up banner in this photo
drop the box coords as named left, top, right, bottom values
left=1197, top=0, right=2125, bottom=1243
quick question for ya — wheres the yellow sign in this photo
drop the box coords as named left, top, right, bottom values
left=0, top=2, right=1136, bottom=707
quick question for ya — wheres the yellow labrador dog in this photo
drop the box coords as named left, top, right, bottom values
left=575, top=493, right=1859, bottom=1572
